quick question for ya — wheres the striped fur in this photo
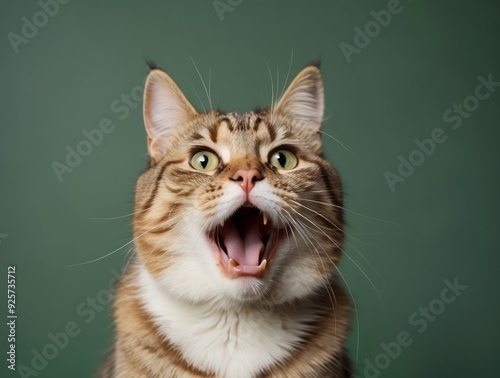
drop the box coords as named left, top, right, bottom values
left=98, top=65, right=352, bottom=377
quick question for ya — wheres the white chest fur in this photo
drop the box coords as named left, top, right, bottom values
left=138, top=264, right=314, bottom=378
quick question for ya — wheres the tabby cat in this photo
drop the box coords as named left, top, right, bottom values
left=98, top=63, right=352, bottom=377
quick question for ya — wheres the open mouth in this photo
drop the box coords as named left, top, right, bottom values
left=207, top=206, right=279, bottom=279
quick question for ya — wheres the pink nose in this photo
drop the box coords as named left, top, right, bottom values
left=231, top=169, right=263, bottom=194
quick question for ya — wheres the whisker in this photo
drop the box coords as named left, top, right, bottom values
left=265, top=60, right=275, bottom=110
left=281, top=208, right=338, bottom=311
left=87, top=207, right=149, bottom=221
left=289, top=211, right=360, bottom=363
left=281, top=210, right=343, bottom=350
left=343, top=239, right=387, bottom=287
left=299, top=198, right=398, bottom=225
left=121, top=246, right=136, bottom=273
left=67, top=222, right=167, bottom=267
left=290, top=199, right=390, bottom=281
left=290, top=199, right=385, bottom=248
left=322, top=111, right=333, bottom=123
left=189, top=77, right=207, bottom=113
left=208, top=68, right=212, bottom=110
left=190, top=58, right=213, bottom=110
left=288, top=205, right=387, bottom=324
left=276, top=63, right=279, bottom=106
left=317, top=129, right=364, bottom=162
left=279, top=49, right=294, bottom=99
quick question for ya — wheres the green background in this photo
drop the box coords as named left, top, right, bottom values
left=1, top=0, right=499, bottom=377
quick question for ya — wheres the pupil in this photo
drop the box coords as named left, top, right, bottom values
left=200, top=155, right=208, bottom=168
left=277, top=152, right=286, bottom=167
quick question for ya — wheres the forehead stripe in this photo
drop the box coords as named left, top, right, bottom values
left=224, top=117, right=234, bottom=132
left=209, top=123, right=219, bottom=143
left=266, top=122, right=276, bottom=141
left=253, top=116, right=262, bottom=131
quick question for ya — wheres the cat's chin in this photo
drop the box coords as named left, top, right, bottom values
left=206, top=206, right=284, bottom=282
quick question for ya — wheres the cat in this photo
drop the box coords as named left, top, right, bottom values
left=98, top=63, right=352, bottom=378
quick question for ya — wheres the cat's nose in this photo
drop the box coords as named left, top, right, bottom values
left=231, top=169, right=263, bottom=194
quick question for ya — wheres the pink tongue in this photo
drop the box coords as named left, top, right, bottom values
left=223, top=214, right=264, bottom=266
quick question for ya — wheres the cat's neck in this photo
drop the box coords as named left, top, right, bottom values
left=135, top=261, right=322, bottom=378
left=113, top=260, right=350, bottom=377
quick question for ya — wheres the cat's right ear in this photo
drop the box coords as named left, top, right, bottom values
left=143, top=69, right=197, bottom=163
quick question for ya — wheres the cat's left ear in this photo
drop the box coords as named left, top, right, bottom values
left=143, top=69, right=197, bottom=163
left=273, top=65, right=324, bottom=130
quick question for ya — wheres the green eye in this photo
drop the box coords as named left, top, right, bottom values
left=269, top=149, right=298, bottom=170
left=190, top=150, right=220, bottom=172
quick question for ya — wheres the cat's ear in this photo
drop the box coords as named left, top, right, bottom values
left=143, top=69, right=197, bottom=163
left=273, top=65, right=324, bottom=130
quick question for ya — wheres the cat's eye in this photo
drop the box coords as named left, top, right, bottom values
left=269, top=149, right=298, bottom=170
left=190, top=150, right=220, bottom=172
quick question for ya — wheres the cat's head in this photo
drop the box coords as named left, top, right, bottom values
left=133, top=65, right=343, bottom=305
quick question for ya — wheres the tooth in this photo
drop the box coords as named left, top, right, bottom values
left=220, top=219, right=225, bottom=227
left=263, top=213, right=269, bottom=225
left=259, top=259, right=267, bottom=270
left=229, top=259, right=238, bottom=267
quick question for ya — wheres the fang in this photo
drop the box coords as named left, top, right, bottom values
left=229, top=258, right=238, bottom=267
left=259, top=259, right=267, bottom=270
